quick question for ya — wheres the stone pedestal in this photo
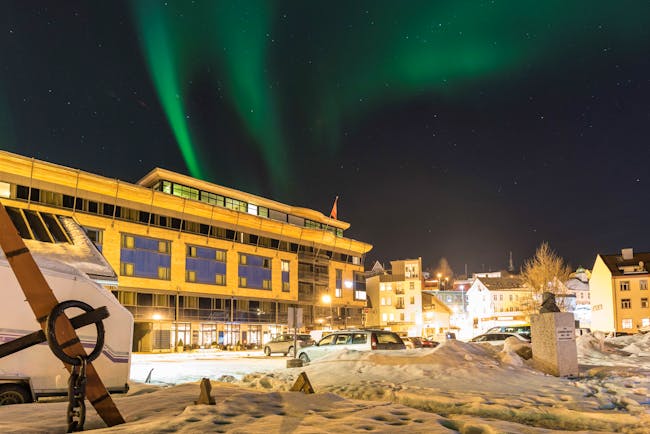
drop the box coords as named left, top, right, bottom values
left=530, top=312, right=578, bottom=377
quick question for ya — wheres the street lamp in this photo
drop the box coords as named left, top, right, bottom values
left=321, top=294, right=333, bottom=329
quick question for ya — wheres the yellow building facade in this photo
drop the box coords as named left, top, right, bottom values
left=0, top=151, right=372, bottom=351
left=590, top=249, right=650, bottom=334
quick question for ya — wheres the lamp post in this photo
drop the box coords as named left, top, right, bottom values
left=437, top=273, right=442, bottom=290
left=322, top=294, right=332, bottom=329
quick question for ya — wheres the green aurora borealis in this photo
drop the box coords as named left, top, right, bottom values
left=131, top=1, right=645, bottom=195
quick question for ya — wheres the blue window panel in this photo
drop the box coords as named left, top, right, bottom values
left=121, top=248, right=170, bottom=278
left=282, top=271, right=289, bottom=283
left=134, top=236, right=161, bottom=251
left=186, top=258, right=226, bottom=284
left=96, top=245, right=103, bottom=253
left=195, top=246, right=218, bottom=260
left=186, top=258, right=226, bottom=274
left=245, top=255, right=265, bottom=267
left=239, top=265, right=271, bottom=289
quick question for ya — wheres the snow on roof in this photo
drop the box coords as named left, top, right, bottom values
left=0, top=216, right=117, bottom=283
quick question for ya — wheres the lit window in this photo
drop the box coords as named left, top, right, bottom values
left=122, top=235, right=135, bottom=249
left=154, top=294, right=169, bottom=307
left=282, top=282, right=290, bottom=292
left=0, top=182, right=10, bottom=198
left=262, top=279, right=271, bottom=289
left=380, top=297, right=385, bottom=306
left=120, top=262, right=134, bottom=276
left=187, top=246, right=197, bottom=257
left=382, top=313, right=387, bottom=322
left=184, top=296, right=198, bottom=309
left=335, top=288, right=342, bottom=298
left=215, top=274, right=225, bottom=285
left=247, top=203, right=258, bottom=215
left=158, top=267, right=170, bottom=280
left=389, top=313, right=394, bottom=321
left=118, top=291, right=136, bottom=306
left=186, top=270, right=196, bottom=282
left=239, top=276, right=247, bottom=287
left=622, top=318, right=633, bottom=329
left=281, top=260, right=290, bottom=272
left=158, top=241, right=170, bottom=254
left=239, top=254, right=247, bottom=265
left=215, top=250, right=226, bottom=262
left=642, top=318, right=650, bottom=327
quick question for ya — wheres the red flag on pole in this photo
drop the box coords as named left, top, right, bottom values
left=329, top=196, right=339, bottom=220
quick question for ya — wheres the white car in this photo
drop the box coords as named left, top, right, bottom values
left=297, top=330, right=405, bottom=363
left=470, top=332, right=530, bottom=346
left=263, top=334, right=314, bottom=357
left=486, top=325, right=531, bottom=340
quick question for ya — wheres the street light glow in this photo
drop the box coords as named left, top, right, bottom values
left=322, top=294, right=332, bottom=304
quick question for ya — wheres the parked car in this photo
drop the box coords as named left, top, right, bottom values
left=401, top=336, right=424, bottom=349
left=470, top=332, right=530, bottom=346
left=486, top=325, right=531, bottom=339
left=421, top=338, right=439, bottom=348
left=297, top=330, right=405, bottom=363
left=263, top=334, right=314, bottom=357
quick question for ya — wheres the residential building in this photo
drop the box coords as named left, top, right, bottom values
left=421, top=293, right=452, bottom=339
left=365, top=258, right=429, bottom=336
left=564, top=267, right=591, bottom=328
left=590, top=248, right=650, bottom=334
left=423, top=284, right=466, bottom=339
left=466, top=276, right=533, bottom=335
left=0, top=150, right=372, bottom=351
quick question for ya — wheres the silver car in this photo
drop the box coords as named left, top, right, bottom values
left=470, top=332, right=530, bottom=346
left=264, top=334, right=314, bottom=357
left=297, top=330, right=405, bottom=363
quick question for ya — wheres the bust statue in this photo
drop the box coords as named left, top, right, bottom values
left=539, top=291, right=561, bottom=313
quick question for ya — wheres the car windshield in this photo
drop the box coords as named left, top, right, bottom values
left=318, top=334, right=336, bottom=346
left=335, top=334, right=350, bottom=345
left=375, top=332, right=401, bottom=344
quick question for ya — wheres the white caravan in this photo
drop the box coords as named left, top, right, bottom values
left=0, top=208, right=133, bottom=404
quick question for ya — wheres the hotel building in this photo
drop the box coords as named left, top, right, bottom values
left=0, top=151, right=372, bottom=351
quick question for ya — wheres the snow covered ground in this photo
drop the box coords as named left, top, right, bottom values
left=1, top=333, right=650, bottom=433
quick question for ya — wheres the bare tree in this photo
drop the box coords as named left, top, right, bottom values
left=521, top=242, right=572, bottom=311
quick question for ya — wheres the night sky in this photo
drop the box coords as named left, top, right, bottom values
left=2, top=1, right=649, bottom=275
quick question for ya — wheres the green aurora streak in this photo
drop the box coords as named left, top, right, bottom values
left=131, top=1, right=646, bottom=194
